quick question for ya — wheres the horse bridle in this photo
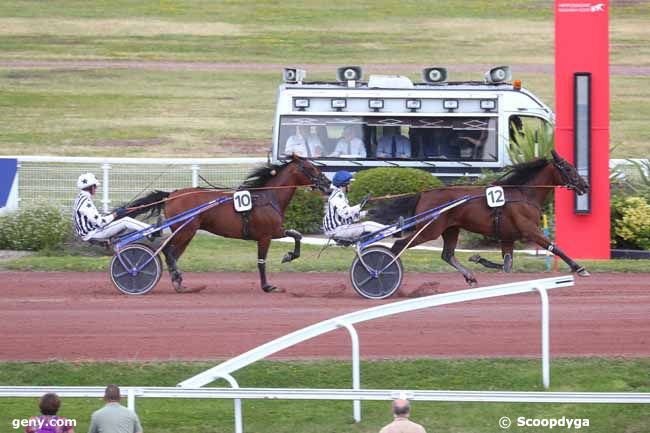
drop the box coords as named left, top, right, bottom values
left=296, top=159, right=329, bottom=191
left=552, top=159, right=586, bottom=192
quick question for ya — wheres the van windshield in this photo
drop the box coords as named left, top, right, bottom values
left=277, top=115, right=498, bottom=162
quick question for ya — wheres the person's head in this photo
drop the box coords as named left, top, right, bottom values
left=77, top=172, right=99, bottom=196
left=332, top=170, right=354, bottom=190
left=297, top=125, right=311, bottom=136
left=39, top=393, right=61, bottom=416
left=343, top=125, right=357, bottom=140
left=392, top=398, right=411, bottom=418
left=104, top=384, right=121, bottom=403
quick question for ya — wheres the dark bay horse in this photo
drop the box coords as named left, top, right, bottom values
left=371, top=151, right=590, bottom=286
left=128, top=155, right=330, bottom=293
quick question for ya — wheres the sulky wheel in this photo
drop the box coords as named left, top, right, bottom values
left=350, top=245, right=403, bottom=300
left=110, top=244, right=162, bottom=295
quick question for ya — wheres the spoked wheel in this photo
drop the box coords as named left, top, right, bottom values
left=350, top=246, right=403, bottom=300
left=110, top=244, right=162, bottom=295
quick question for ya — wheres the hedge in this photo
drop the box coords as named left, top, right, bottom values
left=347, top=167, right=443, bottom=204
left=284, top=188, right=325, bottom=234
left=0, top=205, right=71, bottom=251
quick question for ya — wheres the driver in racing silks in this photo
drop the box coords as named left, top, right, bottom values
left=323, top=171, right=386, bottom=241
left=73, top=172, right=153, bottom=242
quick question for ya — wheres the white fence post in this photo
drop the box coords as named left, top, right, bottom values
left=191, top=164, right=200, bottom=188
left=101, top=162, right=111, bottom=213
left=217, top=374, right=243, bottom=433
left=16, top=161, right=21, bottom=209
left=337, top=321, right=361, bottom=423
left=536, top=287, right=550, bottom=389
left=127, top=388, right=135, bottom=411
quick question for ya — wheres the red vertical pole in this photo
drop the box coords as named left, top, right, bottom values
left=555, top=1, right=610, bottom=259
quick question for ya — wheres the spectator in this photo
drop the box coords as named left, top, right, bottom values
left=376, top=126, right=411, bottom=158
left=329, top=125, right=366, bottom=157
left=25, top=392, right=75, bottom=433
left=88, top=385, right=142, bottom=433
left=379, top=398, right=426, bottom=433
left=284, top=125, right=323, bottom=157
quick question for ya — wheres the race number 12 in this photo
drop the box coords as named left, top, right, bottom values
left=485, top=186, right=506, bottom=208
left=233, top=190, right=253, bottom=212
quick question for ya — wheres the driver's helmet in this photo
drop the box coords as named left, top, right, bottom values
left=77, top=172, right=99, bottom=190
left=332, top=171, right=354, bottom=187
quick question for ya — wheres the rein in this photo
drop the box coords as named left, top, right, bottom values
left=367, top=184, right=571, bottom=202
left=124, top=183, right=316, bottom=212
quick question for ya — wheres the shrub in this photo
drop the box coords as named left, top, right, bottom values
left=612, top=196, right=650, bottom=250
left=0, top=205, right=71, bottom=251
left=284, top=188, right=325, bottom=234
left=347, top=167, right=443, bottom=204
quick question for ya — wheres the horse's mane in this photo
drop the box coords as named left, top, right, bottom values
left=240, top=161, right=288, bottom=189
left=495, top=158, right=550, bottom=186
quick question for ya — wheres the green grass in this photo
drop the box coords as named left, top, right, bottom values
left=3, top=233, right=649, bottom=273
left=0, top=359, right=648, bottom=433
left=0, top=1, right=648, bottom=157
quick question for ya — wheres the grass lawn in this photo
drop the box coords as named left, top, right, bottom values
left=3, top=233, right=650, bottom=273
left=0, top=1, right=648, bottom=157
left=0, top=359, right=649, bottom=433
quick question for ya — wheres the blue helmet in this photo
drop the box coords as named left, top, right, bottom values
left=332, top=171, right=354, bottom=187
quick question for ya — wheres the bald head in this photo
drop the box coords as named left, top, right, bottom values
left=392, top=399, right=411, bottom=417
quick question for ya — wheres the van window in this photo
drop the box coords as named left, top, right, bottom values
left=278, top=116, right=498, bottom=162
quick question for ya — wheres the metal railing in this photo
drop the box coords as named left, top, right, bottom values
left=6, top=156, right=645, bottom=213
left=12, top=156, right=266, bottom=212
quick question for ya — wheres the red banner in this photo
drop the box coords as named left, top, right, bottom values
left=555, top=0, right=610, bottom=258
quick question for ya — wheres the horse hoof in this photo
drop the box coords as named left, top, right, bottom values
left=576, top=268, right=590, bottom=277
left=262, top=284, right=285, bottom=293
left=468, top=254, right=481, bottom=263
left=281, top=253, right=294, bottom=264
left=175, top=285, right=206, bottom=294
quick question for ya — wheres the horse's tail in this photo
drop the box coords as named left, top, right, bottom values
left=126, top=190, right=170, bottom=219
left=368, top=193, right=420, bottom=225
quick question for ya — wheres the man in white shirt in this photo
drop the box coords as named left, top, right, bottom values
left=284, top=125, right=323, bottom=157
left=73, top=172, right=151, bottom=242
left=330, top=125, right=367, bottom=157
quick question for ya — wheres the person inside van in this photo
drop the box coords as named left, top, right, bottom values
left=376, top=126, right=411, bottom=158
left=284, top=125, right=323, bottom=157
left=329, top=125, right=366, bottom=157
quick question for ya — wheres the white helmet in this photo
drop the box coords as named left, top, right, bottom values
left=77, top=172, right=99, bottom=190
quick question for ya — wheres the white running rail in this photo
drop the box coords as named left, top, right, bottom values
left=177, top=276, right=573, bottom=432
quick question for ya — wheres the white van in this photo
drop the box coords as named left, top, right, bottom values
left=270, top=66, right=554, bottom=180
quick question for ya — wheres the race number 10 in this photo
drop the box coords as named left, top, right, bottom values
left=233, top=190, right=253, bottom=212
left=485, top=186, right=506, bottom=208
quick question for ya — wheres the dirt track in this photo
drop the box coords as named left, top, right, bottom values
left=0, top=271, right=648, bottom=362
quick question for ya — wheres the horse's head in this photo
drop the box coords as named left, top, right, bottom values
left=286, top=154, right=331, bottom=193
left=550, top=150, right=589, bottom=195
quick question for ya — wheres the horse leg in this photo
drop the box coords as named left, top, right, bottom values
left=502, top=241, right=514, bottom=273
left=258, top=236, right=282, bottom=293
left=281, top=229, right=302, bottom=263
left=161, top=224, right=203, bottom=293
left=468, top=241, right=514, bottom=272
left=526, top=228, right=589, bottom=276
left=441, top=227, right=478, bottom=287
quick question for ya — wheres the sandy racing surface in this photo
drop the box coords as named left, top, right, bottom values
left=0, top=271, right=648, bottom=361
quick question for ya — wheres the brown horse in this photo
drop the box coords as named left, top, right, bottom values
left=371, top=150, right=590, bottom=286
left=128, top=155, right=330, bottom=293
